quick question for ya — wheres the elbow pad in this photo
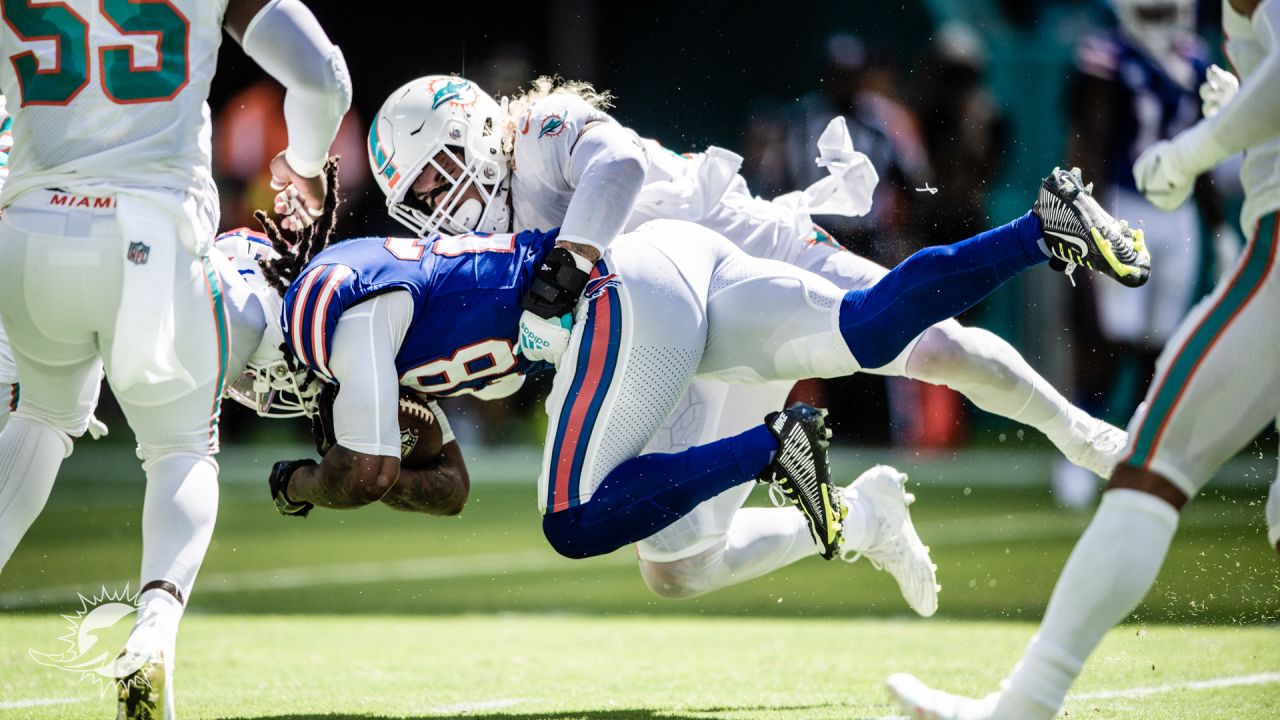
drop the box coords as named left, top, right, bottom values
left=241, top=0, right=352, bottom=177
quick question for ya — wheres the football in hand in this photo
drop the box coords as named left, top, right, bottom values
left=399, top=388, right=444, bottom=467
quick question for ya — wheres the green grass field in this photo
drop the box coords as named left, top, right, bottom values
left=1, top=444, right=1277, bottom=719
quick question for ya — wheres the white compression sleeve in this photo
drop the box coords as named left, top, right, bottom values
left=560, top=122, right=649, bottom=251
left=1179, top=0, right=1280, bottom=171
left=327, top=292, right=413, bottom=458
left=239, top=0, right=352, bottom=177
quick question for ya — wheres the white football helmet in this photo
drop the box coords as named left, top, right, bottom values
left=216, top=228, right=326, bottom=418
left=1114, top=0, right=1194, bottom=59
left=369, top=75, right=513, bottom=237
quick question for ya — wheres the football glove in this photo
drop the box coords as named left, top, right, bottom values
left=518, top=311, right=573, bottom=367
left=1133, top=140, right=1196, bottom=212
left=1201, top=64, right=1239, bottom=119
left=518, top=247, right=593, bottom=365
left=268, top=459, right=316, bottom=517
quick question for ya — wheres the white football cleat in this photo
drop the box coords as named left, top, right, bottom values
left=840, top=465, right=939, bottom=617
left=887, top=673, right=999, bottom=720
left=1056, top=410, right=1128, bottom=480
left=115, top=616, right=176, bottom=720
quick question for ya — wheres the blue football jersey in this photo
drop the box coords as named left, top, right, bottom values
left=281, top=229, right=559, bottom=397
left=1075, top=31, right=1209, bottom=191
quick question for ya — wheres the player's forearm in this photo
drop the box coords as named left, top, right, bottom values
left=379, top=443, right=470, bottom=516
left=1177, top=1, right=1280, bottom=172
left=239, top=0, right=352, bottom=177
left=560, top=123, right=648, bottom=254
left=290, top=446, right=399, bottom=508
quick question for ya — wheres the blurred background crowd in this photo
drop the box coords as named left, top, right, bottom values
left=104, top=0, right=1261, bottom=499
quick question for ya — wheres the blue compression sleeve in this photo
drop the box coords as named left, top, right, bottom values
left=840, top=212, right=1046, bottom=369
left=542, top=424, right=776, bottom=559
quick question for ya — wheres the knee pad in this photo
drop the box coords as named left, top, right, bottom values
left=905, top=321, right=1015, bottom=390
left=637, top=549, right=722, bottom=600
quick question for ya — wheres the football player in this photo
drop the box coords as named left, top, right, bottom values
left=264, top=158, right=1149, bottom=622
left=889, top=1, right=1280, bottom=717
left=353, top=75, right=1143, bottom=611
left=0, top=1, right=350, bottom=718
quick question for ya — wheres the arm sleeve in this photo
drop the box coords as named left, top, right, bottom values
left=327, top=291, right=414, bottom=458
left=1178, top=0, right=1280, bottom=172
left=560, top=121, right=649, bottom=251
left=238, top=0, right=353, bottom=178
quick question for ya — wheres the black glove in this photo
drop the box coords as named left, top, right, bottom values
left=520, top=247, right=591, bottom=318
left=310, top=383, right=338, bottom=456
left=268, top=459, right=317, bottom=517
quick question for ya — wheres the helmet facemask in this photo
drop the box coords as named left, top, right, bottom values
left=370, top=76, right=513, bottom=239
left=391, top=140, right=511, bottom=237
left=225, top=353, right=325, bottom=419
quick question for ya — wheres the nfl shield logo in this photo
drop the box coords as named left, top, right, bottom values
left=127, top=242, right=150, bottom=265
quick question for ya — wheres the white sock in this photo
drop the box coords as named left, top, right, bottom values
left=995, top=490, right=1179, bottom=719
left=140, top=454, right=219, bottom=603
left=905, top=324, right=1082, bottom=451
left=838, top=485, right=876, bottom=552
left=0, top=416, right=70, bottom=571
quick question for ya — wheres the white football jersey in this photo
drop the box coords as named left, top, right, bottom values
left=0, top=0, right=229, bottom=207
left=1224, top=0, right=1280, bottom=234
left=511, top=93, right=616, bottom=234
left=510, top=93, right=816, bottom=260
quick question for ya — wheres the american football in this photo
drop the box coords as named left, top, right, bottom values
left=398, top=388, right=443, bottom=466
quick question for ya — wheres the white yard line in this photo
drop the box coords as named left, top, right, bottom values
left=0, top=697, right=86, bottom=709
left=0, top=550, right=633, bottom=609
left=1069, top=670, right=1280, bottom=701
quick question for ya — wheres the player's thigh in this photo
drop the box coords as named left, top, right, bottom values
left=539, top=229, right=712, bottom=514
left=698, top=252, right=858, bottom=383
left=638, top=381, right=792, bottom=560
left=0, top=204, right=116, bottom=434
left=108, top=254, right=230, bottom=460
left=791, top=242, right=889, bottom=291
left=1123, top=212, right=1280, bottom=496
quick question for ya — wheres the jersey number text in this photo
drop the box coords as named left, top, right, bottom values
left=2, top=0, right=189, bottom=107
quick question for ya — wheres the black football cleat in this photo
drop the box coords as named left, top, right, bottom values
left=268, top=459, right=316, bottom=517
left=758, top=403, right=845, bottom=559
left=1034, top=167, right=1151, bottom=288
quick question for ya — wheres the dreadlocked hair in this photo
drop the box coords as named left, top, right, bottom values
left=256, top=156, right=343, bottom=296
left=502, top=76, right=615, bottom=155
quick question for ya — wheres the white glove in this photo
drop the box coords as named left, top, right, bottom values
left=1133, top=140, right=1197, bottom=211
left=1200, top=64, right=1240, bottom=119
left=518, top=311, right=573, bottom=367
left=87, top=414, right=109, bottom=440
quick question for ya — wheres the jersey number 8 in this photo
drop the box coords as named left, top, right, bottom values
left=2, top=0, right=189, bottom=106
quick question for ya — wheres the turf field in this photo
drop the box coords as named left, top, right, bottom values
left=1, top=443, right=1277, bottom=719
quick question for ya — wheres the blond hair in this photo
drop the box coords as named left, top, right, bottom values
left=502, top=76, right=614, bottom=155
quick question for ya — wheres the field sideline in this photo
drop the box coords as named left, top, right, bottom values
left=1, top=444, right=1277, bottom=718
